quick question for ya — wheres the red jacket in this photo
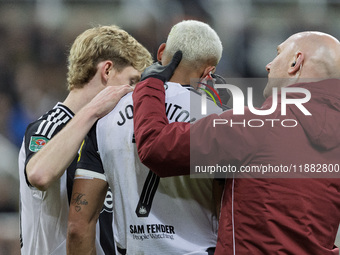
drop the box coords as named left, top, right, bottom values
left=133, top=77, right=340, bottom=254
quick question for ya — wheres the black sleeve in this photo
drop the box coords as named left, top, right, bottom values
left=76, top=122, right=105, bottom=175
left=77, top=123, right=115, bottom=254
left=23, top=120, right=63, bottom=187
left=24, top=121, right=50, bottom=167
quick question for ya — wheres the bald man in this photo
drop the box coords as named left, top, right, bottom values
left=264, top=31, right=340, bottom=97
left=132, top=31, right=340, bottom=254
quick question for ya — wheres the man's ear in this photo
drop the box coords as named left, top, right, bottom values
left=288, top=52, right=304, bottom=75
left=100, top=61, right=114, bottom=84
left=157, top=43, right=166, bottom=63
left=201, top=66, right=216, bottom=79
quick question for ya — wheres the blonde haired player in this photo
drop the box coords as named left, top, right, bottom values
left=19, top=25, right=152, bottom=255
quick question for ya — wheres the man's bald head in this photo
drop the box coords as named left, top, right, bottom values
left=286, top=31, right=340, bottom=78
left=264, top=31, right=340, bottom=98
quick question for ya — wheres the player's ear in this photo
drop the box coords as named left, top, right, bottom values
left=201, top=66, right=216, bottom=79
left=157, top=43, right=166, bottom=63
left=288, top=52, right=304, bottom=75
left=100, top=61, right=114, bottom=84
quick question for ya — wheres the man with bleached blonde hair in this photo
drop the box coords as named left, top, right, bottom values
left=19, top=25, right=152, bottom=255
left=133, top=31, right=340, bottom=254
left=161, top=19, right=222, bottom=71
left=68, top=20, right=225, bottom=255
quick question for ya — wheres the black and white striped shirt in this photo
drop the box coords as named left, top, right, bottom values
left=19, top=102, right=115, bottom=255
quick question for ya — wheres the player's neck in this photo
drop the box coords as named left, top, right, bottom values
left=169, top=69, right=201, bottom=86
left=62, top=84, right=97, bottom=114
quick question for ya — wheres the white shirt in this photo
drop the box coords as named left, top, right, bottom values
left=76, top=83, right=223, bottom=254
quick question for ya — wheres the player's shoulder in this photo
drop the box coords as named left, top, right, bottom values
left=164, top=82, right=190, bottom=101
left=108, top=92, right=133, bottom=112
left=98, top=92, right=133, bottom=127
left=35, top=103, right=73, bottom=122
left=118, top=91, right=133, bottom=105
left=25, top=103, right=74, bottom=138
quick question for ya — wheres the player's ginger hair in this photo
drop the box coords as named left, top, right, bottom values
left=67, top=25, right=152, bottom=90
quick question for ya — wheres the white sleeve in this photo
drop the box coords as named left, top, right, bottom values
left=74, top=169, right=107, bottom=182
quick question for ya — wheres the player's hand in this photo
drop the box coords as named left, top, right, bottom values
left=88, top=84, right=133, bottom=119
left=141, top=50, right=182, bottom=82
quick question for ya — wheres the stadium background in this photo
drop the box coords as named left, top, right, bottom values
left=0, top=0, right=339, bottom=253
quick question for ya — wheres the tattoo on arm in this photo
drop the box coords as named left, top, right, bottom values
left=71, top=193, right=88, bottom=212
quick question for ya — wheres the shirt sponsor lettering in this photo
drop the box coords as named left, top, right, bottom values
left=129, top=224, right=175, bottom=241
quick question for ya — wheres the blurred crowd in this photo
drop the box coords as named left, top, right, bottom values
left=0, top=0, right=340, bottom=253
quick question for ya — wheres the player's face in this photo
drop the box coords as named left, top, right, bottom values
left=108, top=66, right=141, bottom=87
left=263, top=38, right=296, bottom=98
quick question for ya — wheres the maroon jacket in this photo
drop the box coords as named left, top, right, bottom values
left=133, top=77, right=340, bottom=254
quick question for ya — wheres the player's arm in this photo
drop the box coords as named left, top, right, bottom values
left=133, top=77, right=191, bottom=177
left=132, top=51, right=192, bottom=177
left=67, top=177, right=108, bottom=255
left=26, top=85, right=132, bottom=191
left=134, top=74, right=261, bottom=177
left=134, top=51, right=257, bottom=177
left=67, top=123, right=108, bottom=254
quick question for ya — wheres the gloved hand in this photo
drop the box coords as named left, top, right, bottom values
left=141, top=51, right=182, bottom=82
